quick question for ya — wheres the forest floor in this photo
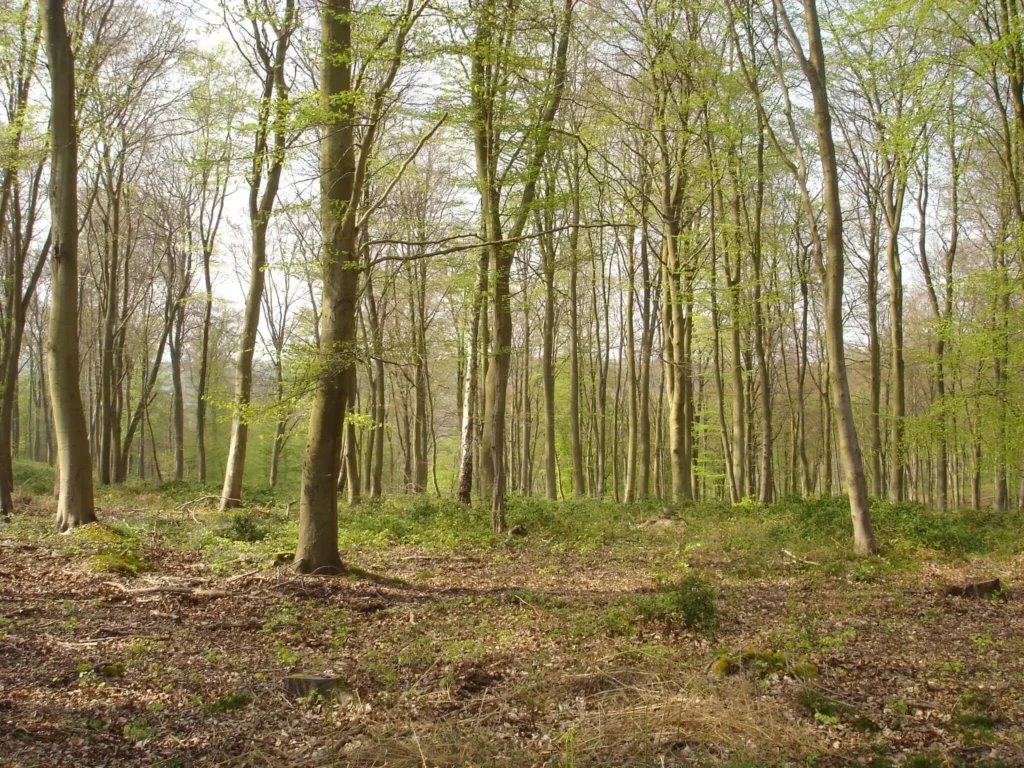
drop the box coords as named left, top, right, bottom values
left=2, top=466, right=1024, bottom=767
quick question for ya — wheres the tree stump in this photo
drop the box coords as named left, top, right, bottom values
left=283, top=674, right=351, bottom=701
left=943, top=579, right=1002, bottom=598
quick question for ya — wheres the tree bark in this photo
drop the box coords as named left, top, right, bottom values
left=786, top=0, right=875, bottom=553
left=295, top=0, right=354, bottom=575
left=220, top=2, right=294, bottom=510
left=42, top=0, right=96, bottom=531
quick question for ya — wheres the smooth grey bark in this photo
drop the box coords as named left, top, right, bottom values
left=776, top=0, right=875, bottom=553
left=42, top=0, right=96, bottom=531
left=220, top=0, right=294, bottom=510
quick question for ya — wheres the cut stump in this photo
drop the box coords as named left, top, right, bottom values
left=283, top=674, right=351, bottom=701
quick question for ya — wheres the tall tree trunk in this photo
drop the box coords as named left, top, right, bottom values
left=197, top=245, right=213, bottom=484
left=99, top=165, right=122, bottom=485
left=295, top=0, right=353, bottom=574
left=728, top=201, right=745, bottom=501
left=170, top=308, right=185, bottom=480
left=220, top=5, right=292, bottom=510
left=638, top=221, right=654, bottom=498
left=457, top=249, right=486, bottom=504
left=541, top=229, right=557, bottom=500
left=885, top=174, right=907, bottom=502
left=710, top=189, right=737, bottom=501
left=795, top=0, right=875, bottom=553
left=344, top=367, right=361, bottom=506
left=750, top=122, right=773, bottom=504
left=520, top=291, right=532, bottom=495
left=866, top=199, right=882, bottom=497
left=624, top=226, right=638, bottom=503
left=568, top=191, right=585, bottom=498
left=366, top=272, right=386, bottom=499
left=42, top=0, right=96, bottom=531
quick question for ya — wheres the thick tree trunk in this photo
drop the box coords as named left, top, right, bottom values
left=42, top=0, right=96, bottom=531
left=295, top=0, right=353, bottom=575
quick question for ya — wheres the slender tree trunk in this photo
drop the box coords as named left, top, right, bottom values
left=710, top=190, right=736, bottom=501
left=773, top=0, right=875, bottom=551
left=99, top=170, right=122, bottom=485
left=624, top=227, right=638, bottom=503
left=541, top=233, right=557, bottom=500
left=364, top=270, right=386, bottom=498
left=170, top=309, right=185, bottom=480
left=885, top=175, right=907, bottom=502
left=728, top=209, right=745, bottom=500
left=568, top=195, right=585, bottom=498
left=866, top=201, right=882, bottom=497
left=220, top=8, right=292, bottom=510
left=457, top=249, right=486, bottom=504
left=750, top=123, right=773, bottom=504
left=197, top=245, right=213, bottom=484
left=639, top=222, right=654, bottom=498
left=412, top=268, right=428, bottom=493
left=520, top=293, right=532, bottom=495
left=344, top=367, right=361, bottom=506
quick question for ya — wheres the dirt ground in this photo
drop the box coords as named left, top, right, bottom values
left=1, top=504, right=1023, bottom=767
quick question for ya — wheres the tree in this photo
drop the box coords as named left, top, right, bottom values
left=466, top=0, right=574, bottom=528
left=220, top=0, right=298, bottom=510
left=772, top=0, right=876, bottom=553
left=41, top=0, right=96, bottom=531
left=294, top=0, right=429, bottom=574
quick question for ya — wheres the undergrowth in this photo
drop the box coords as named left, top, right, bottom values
left=9, top=461, right=1024, bottom=573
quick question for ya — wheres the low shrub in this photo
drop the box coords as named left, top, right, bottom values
left=630, top=573, right=719, bottom=633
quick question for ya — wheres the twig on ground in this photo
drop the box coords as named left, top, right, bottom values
left=104, top=581, right=230, bottom=597
left=225, top=568, right=263, bottom=583
left=782, top=549, right=821, bottom=566
left=175, top=496, right=235, bottom=512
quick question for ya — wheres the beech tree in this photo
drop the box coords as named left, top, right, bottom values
left=41, top=0, right=96, bottom=531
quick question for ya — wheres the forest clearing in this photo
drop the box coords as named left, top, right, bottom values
left=2, top=464, right=1023, bottom=767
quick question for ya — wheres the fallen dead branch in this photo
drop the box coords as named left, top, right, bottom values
left=175, top=495, right=237, bottom=512
left=782, top=549, right=821, bottom=566
left=103, top=581, right=230, bottom=597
